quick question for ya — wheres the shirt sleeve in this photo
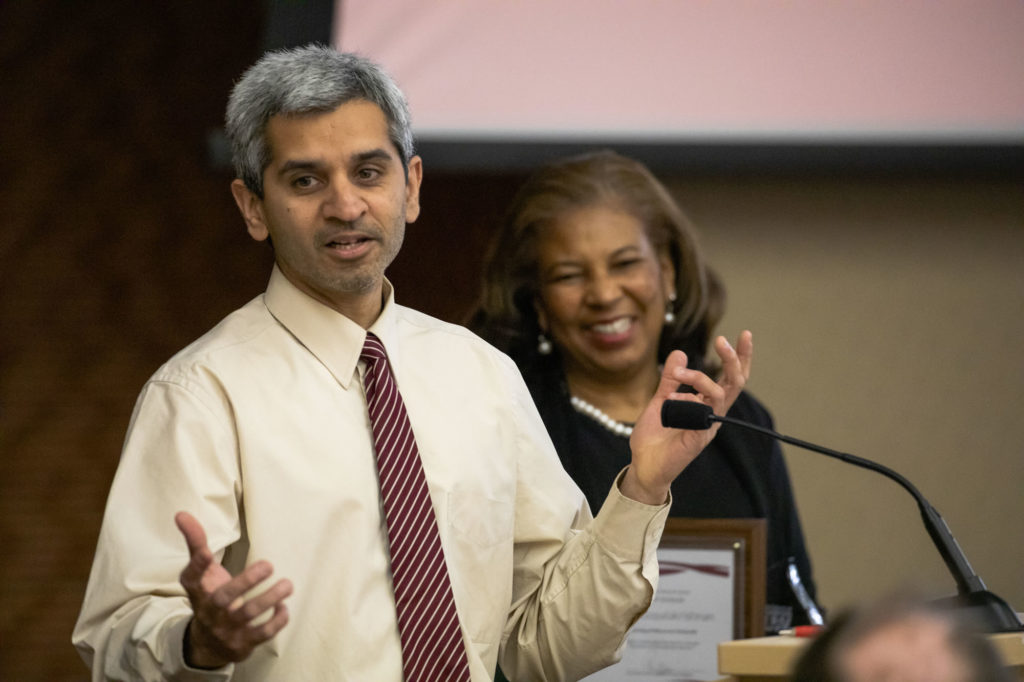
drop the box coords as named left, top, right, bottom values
left=72, top=378, right=240, bottom=681
left=497, top=361, right=670, bottom=681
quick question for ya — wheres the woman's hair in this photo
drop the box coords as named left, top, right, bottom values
left=469, top=150, right=724, bottom=370
left=225, top=44, right=414, bottom=197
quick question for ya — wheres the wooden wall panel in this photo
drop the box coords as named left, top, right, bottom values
left=1, top=3, right=267, bottom=678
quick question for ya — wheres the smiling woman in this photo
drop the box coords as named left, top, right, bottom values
left=469, top=150, right=821, bottom=642
left=533, top=204, right=676, bottom=408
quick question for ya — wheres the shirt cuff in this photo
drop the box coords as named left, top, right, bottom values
left=164, top=616, right=235, bottom=682
left=591, top=467, right=670, bottom=563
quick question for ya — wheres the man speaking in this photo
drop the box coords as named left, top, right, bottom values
left=73, top=44, right=753, bottom=680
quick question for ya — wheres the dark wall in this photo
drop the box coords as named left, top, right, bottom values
left=0, top=4, right=259, bottom=678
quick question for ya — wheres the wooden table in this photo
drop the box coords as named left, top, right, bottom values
left=716, top=631, right=1024, bottom=681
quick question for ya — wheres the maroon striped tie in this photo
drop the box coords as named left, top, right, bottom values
left=360, top=332, right=472, bottom=682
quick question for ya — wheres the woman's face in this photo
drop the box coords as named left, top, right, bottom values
left=534, top=204, right=675, bottom=385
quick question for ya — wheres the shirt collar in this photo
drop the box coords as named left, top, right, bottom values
left=264, top=266, right=399, bottom=389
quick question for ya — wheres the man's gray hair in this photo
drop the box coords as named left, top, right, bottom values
left=225, top=44, right=415, bottom=196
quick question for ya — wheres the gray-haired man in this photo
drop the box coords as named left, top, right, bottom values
left=73, top=45, right=751, bottom=681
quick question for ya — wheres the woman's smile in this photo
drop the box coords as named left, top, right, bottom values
left=584, top=316, right=636, bottom=346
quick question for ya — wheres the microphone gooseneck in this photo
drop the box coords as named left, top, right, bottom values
left=659, top=399, right=1023, bottom=633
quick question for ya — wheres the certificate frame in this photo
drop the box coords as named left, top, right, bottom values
left=660, top=517, right=767, bottom=639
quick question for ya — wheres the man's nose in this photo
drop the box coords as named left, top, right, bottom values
left=322, top=180, right=367, bottom=222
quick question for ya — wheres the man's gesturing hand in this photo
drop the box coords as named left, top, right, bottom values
left=622, top=331, right=754, bottom=505
left=175, top=511, right=293, bottom=669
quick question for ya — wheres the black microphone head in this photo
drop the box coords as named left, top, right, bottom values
left=661, top=400, right=714, bottom=430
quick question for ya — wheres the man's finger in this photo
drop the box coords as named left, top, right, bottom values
left=664, top=357, right=725, bottom=409
left=235, top=578, right=294, bottom=624
left=736, top=330, right=754, bottom=376
left=208, top=562, right=276, bottom=615
left=714, top=333, right=752, bottom=392
left=654, top=351, right=689, bottom=399
left=175, top=511, right=209, bottom=557
left=252, top=603, right=290, bottom=642
left=179, top=548, right=215, bottom=592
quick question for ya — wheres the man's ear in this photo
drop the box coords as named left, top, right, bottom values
left=403, top=155, right=423, bottom=224
left=230, top=179, right=270, bottom=242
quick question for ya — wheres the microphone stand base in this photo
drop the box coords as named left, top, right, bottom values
left=933, top=590, right=1024, bottom=633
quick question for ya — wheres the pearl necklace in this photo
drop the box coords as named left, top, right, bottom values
left=570, top=395, right=634, bottom=437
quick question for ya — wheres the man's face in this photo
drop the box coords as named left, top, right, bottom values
left=232, top=99, right=422, bottom=325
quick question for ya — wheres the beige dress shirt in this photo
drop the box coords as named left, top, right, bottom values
left=73, top=267, right=669, bottom=681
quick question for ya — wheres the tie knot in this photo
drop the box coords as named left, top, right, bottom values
left=361, top=332, right=387, bottom=365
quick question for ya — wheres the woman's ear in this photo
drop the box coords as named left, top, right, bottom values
left=659, top=252, right=677, bottom=300
left=532, top=296, right=548, bottom=332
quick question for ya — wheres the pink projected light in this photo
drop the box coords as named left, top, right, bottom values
left=334, top=0, right=1024, bottom=142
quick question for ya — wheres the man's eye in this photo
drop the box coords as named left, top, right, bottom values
left=357, top=167, right=382, bottom=182
left=293, top=176, right=316, bottom=189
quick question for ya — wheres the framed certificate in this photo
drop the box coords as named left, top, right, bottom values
left=584, top=518, right=766, bottom=682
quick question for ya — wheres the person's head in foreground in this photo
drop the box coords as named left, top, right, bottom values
left=791, top=593, right=1010, bottom=682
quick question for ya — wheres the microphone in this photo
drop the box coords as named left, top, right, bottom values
left=661, top=399, right=1024, bottom=633
left=661, top=400, right=716, bottom=430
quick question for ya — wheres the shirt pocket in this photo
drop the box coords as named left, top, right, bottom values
left=447, top=491, right=515, bottom=548
left=446, top=491, right=515, bottom=646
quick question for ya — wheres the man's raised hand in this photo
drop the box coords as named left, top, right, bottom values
left=175, top=511, right=293, bottom=669
left=622, top=331, right=754, bottom=505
